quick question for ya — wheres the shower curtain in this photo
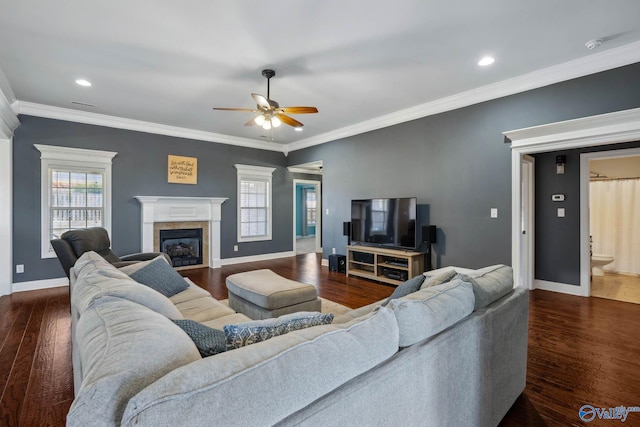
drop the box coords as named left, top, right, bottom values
left=590, top=179, right=640, bottom=275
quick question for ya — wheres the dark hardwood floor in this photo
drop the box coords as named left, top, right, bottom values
left=1, top=253, right=639, bottom=426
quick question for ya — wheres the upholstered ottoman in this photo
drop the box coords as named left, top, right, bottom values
left=226, top=269, right=321, bottom=319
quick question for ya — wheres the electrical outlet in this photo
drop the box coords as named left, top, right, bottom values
left=332, top=248, right=336, bottom=254
left=233, top=245, right=238, bottom=252
left=16, top=264, right=24, bottom=274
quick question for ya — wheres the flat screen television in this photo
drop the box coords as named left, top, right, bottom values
left=350, top=197, right=417, bottom=250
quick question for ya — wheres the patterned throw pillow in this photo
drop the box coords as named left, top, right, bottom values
left=224, top=312, right=334, bottom=350
left=382, top=274, right=426, bottom=306
left=172, top=319, right=227, bottom=357
left=123, top=257, right=189, bottom=297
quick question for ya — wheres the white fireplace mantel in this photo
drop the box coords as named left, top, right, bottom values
left=135, top=196, right=228, bottom=268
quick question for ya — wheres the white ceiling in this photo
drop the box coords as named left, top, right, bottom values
left=1, top=1, right=640, bottom=150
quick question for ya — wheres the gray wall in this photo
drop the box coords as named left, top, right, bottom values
left=13, top=115, right=293, bottom=282
left=534, top=141, right=640, bottom=285
left=287, top=62, right=640, bottom=276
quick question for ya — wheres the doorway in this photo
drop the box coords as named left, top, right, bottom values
left=507, top=107, right=640, bottom=295
left=293, top=179, right=322, bottom=254
left=584, top=150, right=640, bottom=304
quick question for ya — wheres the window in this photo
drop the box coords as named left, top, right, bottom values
left=305, top=188, right=316, bottom=226
left=235, top=164, right=275, bottom=242
left=36, top=145, right=117, bottom=258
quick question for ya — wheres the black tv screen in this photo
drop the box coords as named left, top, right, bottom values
left=350, top=197, right=417, bottom=250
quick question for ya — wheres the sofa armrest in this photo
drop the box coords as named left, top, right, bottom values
left=120, top=252, right=171, bottom=264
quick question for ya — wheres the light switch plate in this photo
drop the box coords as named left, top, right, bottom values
left=558, top=208, right=565, bottom=217
left=490, top=208, right=498, bottom=218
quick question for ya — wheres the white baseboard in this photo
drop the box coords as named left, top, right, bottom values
left=217, top=251, right=296, bottom=266
left=534, top=279, right=586, bottom=297
left=321, top=258, right=328, bottom=267
left=12, top=277, right=69, bottom=293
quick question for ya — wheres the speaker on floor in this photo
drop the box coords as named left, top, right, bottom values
left=329, top=254, right=346, bottom=273
left=422, top=225, right=437, bottom=245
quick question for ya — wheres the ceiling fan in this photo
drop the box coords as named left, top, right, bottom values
left=213, top=69, right=318, bottom=131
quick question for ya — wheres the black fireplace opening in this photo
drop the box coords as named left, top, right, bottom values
left=159, top=228, right=203, bottom=267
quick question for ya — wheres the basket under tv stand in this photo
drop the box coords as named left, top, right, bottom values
left=346, top=245, right=424, bottom=286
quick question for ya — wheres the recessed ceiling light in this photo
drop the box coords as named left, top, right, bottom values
left=294, top=127, right=303, bottom=132
left=75, top=79, right=92, bottom=87
left=478, top=56, right=495, bottom=67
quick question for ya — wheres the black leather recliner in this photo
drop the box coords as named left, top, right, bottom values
left=51, top=227, right=170, bottom=278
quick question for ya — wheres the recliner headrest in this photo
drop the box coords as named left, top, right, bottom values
left=61, top=227, right=111, bottom=256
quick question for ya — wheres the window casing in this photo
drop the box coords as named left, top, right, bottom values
left=235, top=164, right=275, bottom=243
left=36, top=145, right=117, bottom=258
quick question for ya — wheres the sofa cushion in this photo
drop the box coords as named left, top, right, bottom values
left=122, top=307, right=399, bottom=426
left=72, top=252, right=183, bottom=319
left=67, top=297, right=201, bottom=427
left=120, top=255, right=189, bottom=297
left=456, top=264, right=514, bottom=309
left=170, top=283, right=237, bottom=322
left=420, top=269, right=457, bottom=289
left=387, top=278, right=475, bottom=347
left=224, top=311, right=334, bottom=349
left=172, top=319, right=227, bottom=357
left=382, top=274, right=426, bottom=306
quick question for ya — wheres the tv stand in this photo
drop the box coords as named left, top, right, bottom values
left=346, top=245, right=424, bottom=286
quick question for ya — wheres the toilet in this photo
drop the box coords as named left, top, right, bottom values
left=591, top=254, right=614, bottom=276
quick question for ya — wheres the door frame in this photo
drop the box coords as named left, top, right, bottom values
left=505, top=107, right=640, bottom=294
left=292, top=179, right=322, bottom=254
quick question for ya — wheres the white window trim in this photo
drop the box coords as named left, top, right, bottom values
left=235, top=164, right=275, bottom=243
left=35, top=144, right=117, bottom=258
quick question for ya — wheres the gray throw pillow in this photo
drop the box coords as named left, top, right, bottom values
left=126, top=258, right=189, bottom=297
left=172, top=319, right=227, bottom=357
left=456, top=264, right=514, bottom=309
left=420, top=269, right=457, bottom=290
left=382, top=274, right=426, bottom=306
left=224, top=311, right=334, bottom=349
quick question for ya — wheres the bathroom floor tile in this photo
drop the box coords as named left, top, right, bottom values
left=591, top=272, right=640, bottom=304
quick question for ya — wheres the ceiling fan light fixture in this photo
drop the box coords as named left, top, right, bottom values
left=262, top=119, right=272, bottom=130
left=271, top=116, right=282, bottom=128
left=254, top=115, right=265, bottom=126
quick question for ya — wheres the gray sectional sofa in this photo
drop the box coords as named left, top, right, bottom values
left=67, top=252, right=528, bottom=427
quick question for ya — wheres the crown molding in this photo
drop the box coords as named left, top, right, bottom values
left=503, top=107, right=640, bottom=154
left=286, top=40, right=640, bottom=152
left=0, top=66, right=20, bottom=138
left=15, top=101, right=286, bottom=153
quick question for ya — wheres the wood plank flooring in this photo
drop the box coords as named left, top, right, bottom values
left=1, top=253, right=639, bottom=426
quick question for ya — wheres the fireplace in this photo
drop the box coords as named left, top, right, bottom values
left=159, top=228, right=203, bottom=267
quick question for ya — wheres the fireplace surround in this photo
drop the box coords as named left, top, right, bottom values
left=135, top=196, right=227, bottom=268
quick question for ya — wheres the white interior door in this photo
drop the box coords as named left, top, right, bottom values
left=520, top=155, right=535, bottom=289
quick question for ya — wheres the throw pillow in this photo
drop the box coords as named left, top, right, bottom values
left=420, top=269, right=457, bottom=290
left=382, top=274, right=426, bottom=306
left=121, top=256, right=189, bottom=297
left=224, top=311, right=334, bottom=350
left=457, top=264, right=514, bottom=309
left=172, top=319, right=227, bottom=357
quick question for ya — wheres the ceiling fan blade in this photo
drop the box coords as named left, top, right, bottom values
left=212, top=107, right=259, bottom=112
left=252, top=93, right=271, bottom=109
left=276, top=113, right=304, bottom=128
left=280, top=106, right=318, bottom=114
